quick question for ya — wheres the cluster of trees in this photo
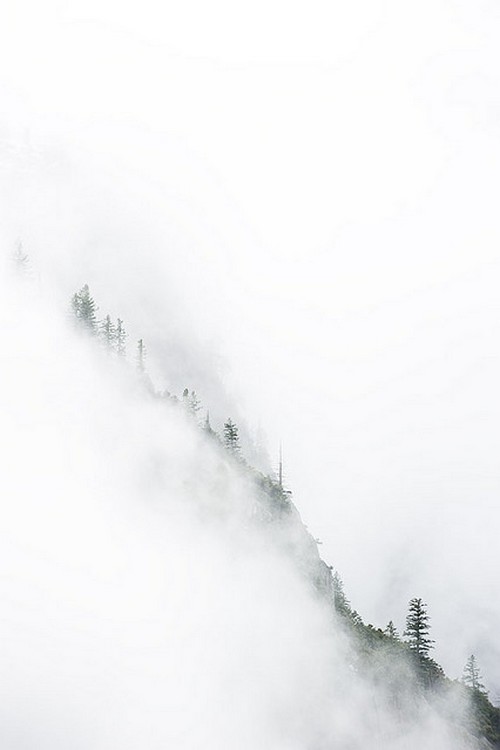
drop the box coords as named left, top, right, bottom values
left=402, top=599, right=491, bottom=702
left=332, top=575, right=489, bottom=692
left=71, top=284, right=128, bottom=357
left=68, top=282, right=499, bottom=744
left=200, top=407, right=242, bottom=456
left=70, top=284, right=246, bottom=461
left=330, top=574, right=500, bottom=742
left=461, top=656, right=500, bottom=742
left=15, top=274, right=495, bottom=746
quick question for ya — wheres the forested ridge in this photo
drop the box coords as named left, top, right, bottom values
left=18, top=264, right=500, bottom=748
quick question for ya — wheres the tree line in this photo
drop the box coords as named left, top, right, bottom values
left=68, top=282, right=497, bottom=715
left=331, top=571, right=499, bottom=740
left=22, top=269, right=500, bottom=744
left=70, top=283, right=245, bottom=459
left=71, top=284, right=127, bottom=355
left=333, top=575, right=489, bottom=696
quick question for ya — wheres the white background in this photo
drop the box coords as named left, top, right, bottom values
left=2, top=0, right=500, bottom=697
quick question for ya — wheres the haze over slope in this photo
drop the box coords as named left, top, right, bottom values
left=1, top=0, right=500, bottom=708
left=0, top=261, right=490, bottom=749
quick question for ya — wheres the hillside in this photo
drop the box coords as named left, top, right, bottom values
left=2, top=270, right=499, bottom=750
left=69, top=280, right=500, bottom=747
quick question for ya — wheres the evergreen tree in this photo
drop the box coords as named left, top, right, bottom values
left=350, top=610, right=364, bottom=627
left=384, top=620, right=400, bottom=640
left=462, top=655, right=486, bottom=693
left=99, top=314, right=115, bottom=350
left=332, top=571, right=352, bottom=616
left=223, top=418, right=240, bottom=454
left=71, top=284, right=98, bottom=334
left=115, top=318, right=127, bottom=357
left=404, top=598, right=434, bottom=658
left=203, top=412, right=218, bottom=440
left=181, top=388, right=202, bottom=419
left=136, top=339, right=146, bottom=372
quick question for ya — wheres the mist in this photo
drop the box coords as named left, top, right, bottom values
left=0, top=273, right=334, bottom=749
left=0, top=243, right=481, bottom=749
left=2, top=0, right=500, bottom=744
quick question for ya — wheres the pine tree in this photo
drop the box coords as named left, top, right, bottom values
left=204, top=411, right=212, bottom=431
left=115, top=318, right=127, bottom=357
left=136, top=339, right=146, bottom=372
left=99, top=314, right=115, bottom=350
left=351, top=610, right=364, bottom=627
left=203, top=411, right=218, bottom=439
left=462, top=655, right=486, bottom=693
left=71, top=284, right=98, bottom=334
left=223, top=418, right=240, bottom=454
left=404, top=598, right=434, bottom=658
left=332, top=571, right=352, bottom=616
left=384, top=620, right=400, bottom=640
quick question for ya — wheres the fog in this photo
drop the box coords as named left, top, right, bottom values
left=1, top=0, right=500, bottom=741
left=0, top=245, right=479, bottom=749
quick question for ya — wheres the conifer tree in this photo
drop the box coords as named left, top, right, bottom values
left=404, top=598, right=434, bottom=658
left=203, top=411, right=213, bottom=432
left=181, top=389, right=202, bottom=419
left=99, top=314, right=115, bottom=350
left=223, top=418, right=240, bottom=454
left=71, top=284, right=98, bottom=334
left=203, top=411, right=218, bottom=440
left=384, top=620, right=400, bottom=640
left=350, top=610, right=363, bottom=627
left=115, top=318, right=127, bottom=357
left=462, top=655, right=486, bottom=693
left=332, top=571, right=351, bottom=616
left=136, top=339, right=146, bottom=372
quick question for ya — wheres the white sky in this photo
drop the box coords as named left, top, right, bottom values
left=2, top=0, right=500, bottom=694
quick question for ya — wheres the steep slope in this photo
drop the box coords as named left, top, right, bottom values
left=1, top=270, right=499, bottom=749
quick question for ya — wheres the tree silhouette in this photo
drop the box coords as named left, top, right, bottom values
left=115, top=318, right=127, bottom=357
left=384, top=620, right=400, bottom=641
left=223, top=418, right=240, bottom=454
left=99, top=314, right=115, bottom=350
left=404, top=598, right=434, bottom=658
left=136, top=339, right=146, bottom=372
left=462, top=655, right=486, bottom=694
left=332, top=571, right=351, bottom=616
left=71, top=284, right=98, bottom=334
